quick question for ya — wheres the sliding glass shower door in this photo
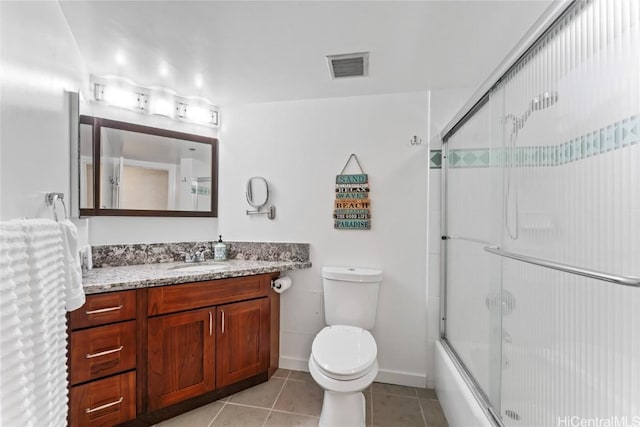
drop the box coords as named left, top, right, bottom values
left=442, top=0, right=640, bottom=425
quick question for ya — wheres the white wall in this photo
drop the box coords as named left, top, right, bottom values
left=219, top=92, right=430, bottom=386
left=0, top=1, right=88, bottom=220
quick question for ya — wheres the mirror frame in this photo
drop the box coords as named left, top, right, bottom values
left=79, top=115, right=218, bottom=217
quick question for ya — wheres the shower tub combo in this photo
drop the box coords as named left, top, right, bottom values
left=434, top=1, right=640, bottom=426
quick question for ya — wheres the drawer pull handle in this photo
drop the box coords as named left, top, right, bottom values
left=209, top=311, right=213, bottom=336
left=85, top=305, right=123, bottom=315
left=85, top=397, right=124, bottom=413
left=86, top=346, right=124, bottom=359
left=221, top=310, right=225, bottom=334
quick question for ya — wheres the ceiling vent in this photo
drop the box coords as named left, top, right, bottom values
left=326, top=52, right=369, bottom=79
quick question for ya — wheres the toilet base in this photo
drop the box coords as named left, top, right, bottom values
left=319, top=390, right=366, bottom=427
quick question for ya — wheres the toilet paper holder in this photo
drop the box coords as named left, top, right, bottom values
left=271, top=276, right=291, bottom=293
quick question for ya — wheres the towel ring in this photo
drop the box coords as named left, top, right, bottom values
left=45, top=192, right=68, bottom=222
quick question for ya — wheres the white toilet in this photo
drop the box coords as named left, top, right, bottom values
left=309, top=266, right=382, bottom=427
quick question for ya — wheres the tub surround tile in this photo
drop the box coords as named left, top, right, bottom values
left=82, top=259, right=312, bottom=294
left=92, top=241, right=310, bottom=268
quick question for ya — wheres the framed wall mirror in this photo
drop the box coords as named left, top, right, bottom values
left=78, top=116, right=218, bottom=217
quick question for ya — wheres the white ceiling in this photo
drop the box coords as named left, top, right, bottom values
left=60, top=0, right=552, bottom=106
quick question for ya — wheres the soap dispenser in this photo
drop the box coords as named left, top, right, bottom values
left=214, top=235, right=227, bottom=261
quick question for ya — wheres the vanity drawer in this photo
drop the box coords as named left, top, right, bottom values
left=69, top=371, right=136, bottom=427
left=69, top=290, right=136, bottom=330
left=148, top=274, right=271, bottom=316
left=69, top=321, right=136, bottom=385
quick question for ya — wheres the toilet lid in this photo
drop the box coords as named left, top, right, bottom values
left=312, top=325, right=377, bottom=377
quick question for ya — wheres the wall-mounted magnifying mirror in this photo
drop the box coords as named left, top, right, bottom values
left=246, top=176, right=275, bottom=219
left=246, top=177, right=269, bottom=209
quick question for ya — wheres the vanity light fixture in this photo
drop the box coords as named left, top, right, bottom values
left=148, top=90, right=176, bottom=117
left=94, top=83, right=147, bottom=111
left=91, top=75, right=219, bottom=127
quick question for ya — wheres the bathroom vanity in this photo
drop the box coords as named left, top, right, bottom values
left=67, top=256, right=310, bottom=426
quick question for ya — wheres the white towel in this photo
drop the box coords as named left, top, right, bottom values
left=0, top=218, right=75, bottom=426
left=59, top=219, right=86, bottom=311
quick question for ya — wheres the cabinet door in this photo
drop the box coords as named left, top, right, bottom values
left=216, top=298, right=270, bottom=388
left=147, top=308, right=215, bottom=411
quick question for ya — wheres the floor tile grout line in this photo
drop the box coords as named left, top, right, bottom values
left=225, top=400, right=279, bottom=411
left=207, top=399, right=227, bottom=427
left=270, top=377, right=289, bottom=410
left=269, top=408, right=319, bottom=419
left=417, top=390, right=429, bottom=427
left=259, top=374, right=290, bottom=427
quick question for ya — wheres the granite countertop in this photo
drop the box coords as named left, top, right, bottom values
left=82, top=259, right=312, bottom=295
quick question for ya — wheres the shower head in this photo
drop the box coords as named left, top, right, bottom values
left=507, top=91, right=559, bottom=132
left=504, top=90, right=559, bottom=241
left=530, top=91, right=559, bottom=112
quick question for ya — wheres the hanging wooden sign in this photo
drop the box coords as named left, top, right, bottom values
left=334, top=154, right=371, bottom=230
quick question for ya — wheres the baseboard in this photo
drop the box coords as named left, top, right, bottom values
left=375, top=369, right=427, bottom=388
left=280, top=356, right=427, bottom=389
left=279, top=356, right=310, bottom=372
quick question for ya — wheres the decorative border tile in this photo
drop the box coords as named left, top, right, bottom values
left=430, top=115, right=639, bottom=169
left=430, top=150, right=442, bottom=169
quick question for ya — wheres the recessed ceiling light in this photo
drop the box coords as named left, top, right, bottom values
left=159, top=62, right=169, bottom=77
left=115, top=51, right=126, bottom=65
left=195, top=73, right=203, bottom=88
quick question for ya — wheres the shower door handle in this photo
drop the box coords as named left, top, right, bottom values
left=484, top=246, right=640, bottom=287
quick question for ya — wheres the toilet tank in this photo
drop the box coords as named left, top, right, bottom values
left=322, top=266, right=382, bottom=330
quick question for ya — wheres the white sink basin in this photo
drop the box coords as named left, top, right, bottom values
left=169, top=263, right=227, bottom=273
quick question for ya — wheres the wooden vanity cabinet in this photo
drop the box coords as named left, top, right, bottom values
left=68, top=290, right=137, bottom=427
left=69, top=273, right=279, bottom=426
left=143, top=274, right=273, bottom=414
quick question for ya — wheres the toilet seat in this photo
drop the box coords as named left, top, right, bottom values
left=311, top=325, right=377, bottom=380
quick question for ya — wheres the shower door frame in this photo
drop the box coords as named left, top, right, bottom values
left=437, top=1, right=578, bottom=426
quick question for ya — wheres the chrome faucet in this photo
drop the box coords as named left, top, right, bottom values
left=182, top=247, right=212, bottom=263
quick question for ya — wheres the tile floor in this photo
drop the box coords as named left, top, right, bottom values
left=156, top=369, right=448, bottom=427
